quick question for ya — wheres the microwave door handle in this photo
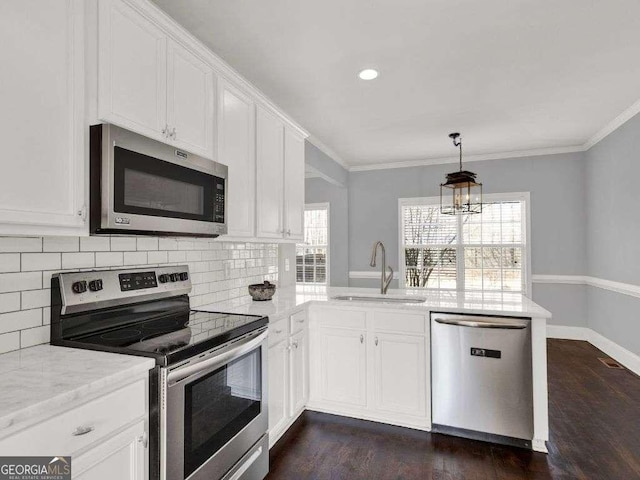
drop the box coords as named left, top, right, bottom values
left=167, top=330, right=267, bottom=384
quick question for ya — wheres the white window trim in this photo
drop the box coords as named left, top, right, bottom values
left=297, top=202, right=330, bottom=285
left=398, top=192, right=532, bottom=295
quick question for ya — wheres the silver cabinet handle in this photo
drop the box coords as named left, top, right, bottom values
left=170, top=127, right=177, bottom=139
left=360, top=334, right=364, bottom=344
left=374, top=336, right=378, bottom=346
left=274, top=329, right=283, bottom=334
left=434, top=317, right=527, bottom=329
left=162, top=124, right=168, bottom=137
left=297, top=319, right=305, bottom=323
left=286, top=229, right=291, bottom=236
left=292, top=341, right=299, bottom=349
left=72, top=426, right=94, bottom=436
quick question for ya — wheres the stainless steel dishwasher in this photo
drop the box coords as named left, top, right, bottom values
left=431, top=312, right=534, bottom=448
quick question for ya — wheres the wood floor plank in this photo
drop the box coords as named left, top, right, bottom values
left=268, top=339, right=640, bottom=480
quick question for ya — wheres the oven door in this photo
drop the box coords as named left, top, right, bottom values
left=93, top=123, right=227, bottom=236
left=163, top=329, right=268, bottom=480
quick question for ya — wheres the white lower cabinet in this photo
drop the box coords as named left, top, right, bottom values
left=267, top=310, right=308, bottom=447
left=0, top=378, right=149, bottom=479
left=372, top=332, right=426, bottom=417
left=309, top=306, right=430, bottom=430
left=316, top=328, right=367, bottom=407
left=74, top=421, right=146, bottom=480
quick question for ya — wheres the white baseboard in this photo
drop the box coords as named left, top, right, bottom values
left=547, top=325, right=640, bottom=376
left=546, top=325, right=589, bottom=341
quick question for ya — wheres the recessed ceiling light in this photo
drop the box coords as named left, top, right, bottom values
left=358, top=69, right=379, bottom=80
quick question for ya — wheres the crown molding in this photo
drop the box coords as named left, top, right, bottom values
left=306, top=135, right=350, bottom=170
left=349, top=145, right=585, bottom=172
left=583, top=97, right=640, bottom=150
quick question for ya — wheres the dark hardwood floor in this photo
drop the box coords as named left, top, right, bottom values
left=267, top=339, right=640, bottom=480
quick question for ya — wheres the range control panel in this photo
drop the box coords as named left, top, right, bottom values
left=57, top=265, right=192, bottom=315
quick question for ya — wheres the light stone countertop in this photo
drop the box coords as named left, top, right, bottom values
left=198, top=285, right=552, bottom=320
left=0, top=345, right=155, bottom=434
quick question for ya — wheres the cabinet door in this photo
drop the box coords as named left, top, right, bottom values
left=283, top=128, right=305, bottom=241
left=98, top=0, right=167, bottom=139
left=372, top=333, right=427, bottom=417
left=0, top=0, right=86, bottom=235
left=218, top=81, right=256, bottom=237
left=256, top=106, right=284, bottom=238
left=289, top=330, right=308, bottom=415
left=268, top=340, right=289, bottom=442
left=74, top=421, right=146, bottom=480
left=319, top=328, right=367, bottom=407
left=166, top=40, right=214, bottom=158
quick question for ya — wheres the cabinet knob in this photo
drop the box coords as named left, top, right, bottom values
left=297, top=319, right=305, bottom=323
left=162, top=124, right=168, bottom=137
left=72, top=425, right=94, bottom=436
left=360, top=334, right=364, bottom=344
left=171, top=127, right=177, bottom=139
left=375, top=337, right=379, bottom=346
left=286, top=229, right=291, bottom=236
left=274, top=329, right=283, bottom=334
left=292, top=341, right=299, bottom=349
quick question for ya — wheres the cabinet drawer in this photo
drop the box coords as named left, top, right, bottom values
left=372, top=311, right=426, bottom=334
left=0, top=379, right=146, bottom=456
left=269, top=318, right=289, bottom=346
left=316, top=308, right=366, bottom=330
left=290, top=310, right=307, bottom=334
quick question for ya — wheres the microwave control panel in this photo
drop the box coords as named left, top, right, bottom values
left=214, top=176, right=225, bottom=224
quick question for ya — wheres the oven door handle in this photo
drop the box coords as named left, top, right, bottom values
left=167, top=330, right=267, bottom=384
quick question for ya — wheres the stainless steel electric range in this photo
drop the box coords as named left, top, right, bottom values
left=50, top=265, right=269, bottom=480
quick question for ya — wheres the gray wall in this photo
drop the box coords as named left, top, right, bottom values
left=304, top=142, right=350, bottom=286
left=585, top=112, right=640, bottom=355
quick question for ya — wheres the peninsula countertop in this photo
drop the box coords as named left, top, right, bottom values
left=198, top=285, right=552, bottom=320
left=0, top=345, right=155, bottom=434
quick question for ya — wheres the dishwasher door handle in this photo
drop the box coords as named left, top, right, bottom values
left=433, top=317, right=527, bottom=329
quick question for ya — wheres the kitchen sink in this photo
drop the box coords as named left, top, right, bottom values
left=331, top=295, right=427, bottom=304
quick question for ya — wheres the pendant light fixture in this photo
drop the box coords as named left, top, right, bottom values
left=440, top=132, right=483, bottom=215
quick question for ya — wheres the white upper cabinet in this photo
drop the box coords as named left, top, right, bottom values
left=0, top=0, right=86, bottom=235
left=218, top=81, right=256, bottom=237
left=166, top=40, right=214, bottom=157
left=284, top=128, right=305, bottom=241
left=98, top=0, right=167, bottom=139
left=256, top=106, right=285, bottom=238
left=98, top=0, right=214, bottom=158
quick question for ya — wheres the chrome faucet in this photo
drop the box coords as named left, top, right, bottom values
left=370, top=241, right=394, bottom=294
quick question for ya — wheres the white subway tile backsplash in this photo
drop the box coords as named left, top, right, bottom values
left=0, top=235, right=278, bottom=351
left=0, top=309, right=42, bottom=334
left=21, top=253, right=61, bottom=272
left=0, top=237, right=42, bottom=253
left=62, top=252, right=95, bottom=269
left=123, top=251, right=147, bottom=266
left=21, top=289, right=50, bottom=310
left=80, top=236, right=110, bottom=252
left=110, top=237, right=137, bottom=251
left=148, top=251, right=168, bottom=264
left=137, top=237, right=158, bottom=251
left=0, top=293, right=20, bottom=313
left=0, top=254, right=20, bottom=273
left=158, top=238, right=178, bottom=251
left=95, top=252, right=124, bottom=267
left=0, top=331, right=20, bottom=354
left=43, top=237, right=79, bottom=252
left=20, top=325, right=50, bottom=348
left=0, top=272, right=42, bottom=293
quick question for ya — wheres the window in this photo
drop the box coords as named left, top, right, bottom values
left=399, top=193, right=530, bottom=294
left=296, top=204, right=329, bottom=284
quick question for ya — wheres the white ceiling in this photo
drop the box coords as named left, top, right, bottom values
left=153, top=0, right=640, bottom=168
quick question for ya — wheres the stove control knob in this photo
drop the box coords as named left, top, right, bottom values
left=72, top=281, right=87, bottom=294
left=170, top=273, right=180, bottom=282
left=88, top=279, right=103, bottom=292
left=159, top=274, right=170, bottom=284
left=179, top=272, right=189, bottom=281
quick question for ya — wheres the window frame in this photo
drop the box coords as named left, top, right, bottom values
left=398, top=192, right=532, bottom=295
left=296, top=202, right=330, bottom=285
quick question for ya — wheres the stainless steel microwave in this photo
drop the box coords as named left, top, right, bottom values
left=90, top=124, right=227, bottom=237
